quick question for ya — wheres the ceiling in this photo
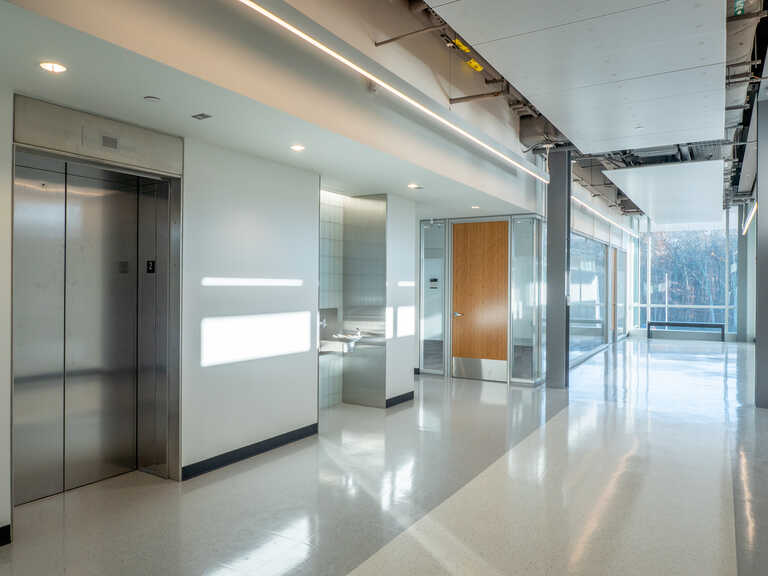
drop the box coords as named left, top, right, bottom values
left=0, top=0, right=522, bottom=219
left=428, top=0, right=726, bottom=154
left=603, top=160, right=726, bottom=226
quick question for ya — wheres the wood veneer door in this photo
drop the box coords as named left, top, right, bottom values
left=452, top=221, right=508, bottom=366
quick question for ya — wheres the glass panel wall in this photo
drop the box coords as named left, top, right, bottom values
left=616, top=249, right=627, bottom=336
left=631, top=210, right=738, bottom=335
left=510, top=217, right=544, bottom=382
left=420, top=221, right=446, bottom=373
left=569, top=233, right=608, bottom=361
left=419, top=216, right=544, bottom=384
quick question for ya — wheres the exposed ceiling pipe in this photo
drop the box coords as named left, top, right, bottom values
left=409, top=0, right=429, bottom=14
left=375, top=24, right=445, bottom=47
left=449, top=90, right=504, bottom=105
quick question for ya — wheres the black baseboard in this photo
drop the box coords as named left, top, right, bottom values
left=386, top=391, right=414, bottom=408
left=181, top=423, right=318, bottom=480
left=0, top=524, right=10, bottom=546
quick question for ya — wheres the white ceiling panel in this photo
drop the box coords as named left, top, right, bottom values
left=430, top=0, right=658, bottom=46
left=429, top=0, right=726, bottom=153
left=603, top=160, right=725, bottom=225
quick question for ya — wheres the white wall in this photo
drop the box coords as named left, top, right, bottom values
left=0, top=86, right=12, bottom=529
left=386, top=194, right=417, bottom=399
left=181, top=139, right=319, bottom=467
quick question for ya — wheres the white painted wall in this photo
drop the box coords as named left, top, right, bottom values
left=386, top=194, right=417, bottom=399
left=181, top=139, right=319, bottom=467
left=0, top=86, right=13, bottom=528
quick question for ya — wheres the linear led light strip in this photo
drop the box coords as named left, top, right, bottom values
left=235, top=0, right=549, bottom=185
left=571, top=195, right=638, bottom=238
left=742, top=201, right=757, bottom=236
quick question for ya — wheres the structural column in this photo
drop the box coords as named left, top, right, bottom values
left=756, top=100, right=768, bottom=408
left=737, top=204, right=748, bottom=342
left=546, top=149, right=571, bottom=389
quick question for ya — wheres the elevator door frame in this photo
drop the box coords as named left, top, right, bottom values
left=446, top=216, right=511, bottom=383
left=11, top=145, right=183, bottom=508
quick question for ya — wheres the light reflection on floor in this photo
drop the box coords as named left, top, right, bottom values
left=1, top=338, right=765, bottom=575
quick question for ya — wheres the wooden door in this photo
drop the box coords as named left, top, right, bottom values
left=452, top=221, right=508, bottom=362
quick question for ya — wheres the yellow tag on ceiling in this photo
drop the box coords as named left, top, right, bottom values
left=466, top=58, right=484, bottom=72
left=453, top=38, right=471, bottom=53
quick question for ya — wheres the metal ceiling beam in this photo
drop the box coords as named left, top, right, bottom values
left=449, top=91, right=503, bottom=105
left=375, top=24, right=444, bottom=47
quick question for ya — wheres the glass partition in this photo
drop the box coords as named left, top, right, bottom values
left=616, top=249, right=627, bottom=337
left=420, top=221, right=446, bottom=374
left=510, top=217, right=544, bottom=382
left=569, top=233, right=608, bottom=361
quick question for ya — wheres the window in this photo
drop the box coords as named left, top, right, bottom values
left=569, top=233, right=608, bottom=360
left=631, top=210, right=737, bottom=333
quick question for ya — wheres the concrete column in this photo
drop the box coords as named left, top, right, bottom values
left=737, top=204, right=748, bottom=342
left=546, top=149, right=571, bottom=389
left=756, top=101, right=768, bottom=408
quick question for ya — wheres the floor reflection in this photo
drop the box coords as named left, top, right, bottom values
left=2, top=339, right=766, bottom=575
left=570, top=338, right=765, bottom=576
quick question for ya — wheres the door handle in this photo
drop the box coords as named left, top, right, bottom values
left=453, top=312, right=464, bottom=318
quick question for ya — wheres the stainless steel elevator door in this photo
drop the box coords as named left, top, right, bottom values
left=64, top=165, right=138, bottom=490
left=12, top=157, right=66, bottom=505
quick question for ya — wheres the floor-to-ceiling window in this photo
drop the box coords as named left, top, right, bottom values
left=569, top=233, right=608, bottom=361
left=630, top=210, right=738, bottom=334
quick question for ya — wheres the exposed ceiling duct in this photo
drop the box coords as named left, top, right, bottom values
left=379, top=1, right=544, bottom=119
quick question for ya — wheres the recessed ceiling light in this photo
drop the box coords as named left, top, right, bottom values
left=290, top=144, right=306, bottom=152
left=191, top=113, right=212, bottom=120
left=143, top=95, right=161, bottom=103
left=407, top=183, right=422, bottom=190
left=39, top=62, right=66, bottom=74
left=471, top=205, right=480, bottom=210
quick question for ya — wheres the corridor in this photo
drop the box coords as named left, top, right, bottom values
left=1, top=339, right=763, bottom=575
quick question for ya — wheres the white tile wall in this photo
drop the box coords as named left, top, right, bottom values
left=320, top=190, right=344, bottom=408
left=320, top=191, right=344, bottom=311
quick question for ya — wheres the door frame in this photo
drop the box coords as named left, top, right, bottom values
left=418, top=220, right=447, bottom=375
left=446, top=216, right=511, bottom=383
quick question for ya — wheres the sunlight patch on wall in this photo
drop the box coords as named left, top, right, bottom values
left=201, top=311, right=311, bottom=367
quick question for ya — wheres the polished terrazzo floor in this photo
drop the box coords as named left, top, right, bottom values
left=0, top=338, right=764, bottom=575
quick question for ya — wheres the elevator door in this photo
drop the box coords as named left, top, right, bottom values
left=12, top=156, right=66, bottom=505
left=64, top=164, right=138, bottom=490
left=451, top=220, right=509, bottom=382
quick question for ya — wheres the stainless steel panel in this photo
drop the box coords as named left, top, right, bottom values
left=451, top=357, right=508, bottom=382
left=14, top=95, right=183, bottom=176
left=342, top=341, right=387, bottom=408
left=341, top=195, right=387, bottom=407
left=138, top=180, right=169, bottom=477
left=65, top=166, right=137, bottom=489
left=12, top=159, right=66, bottom=505
left=167, top=179, right=182, bottom=481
